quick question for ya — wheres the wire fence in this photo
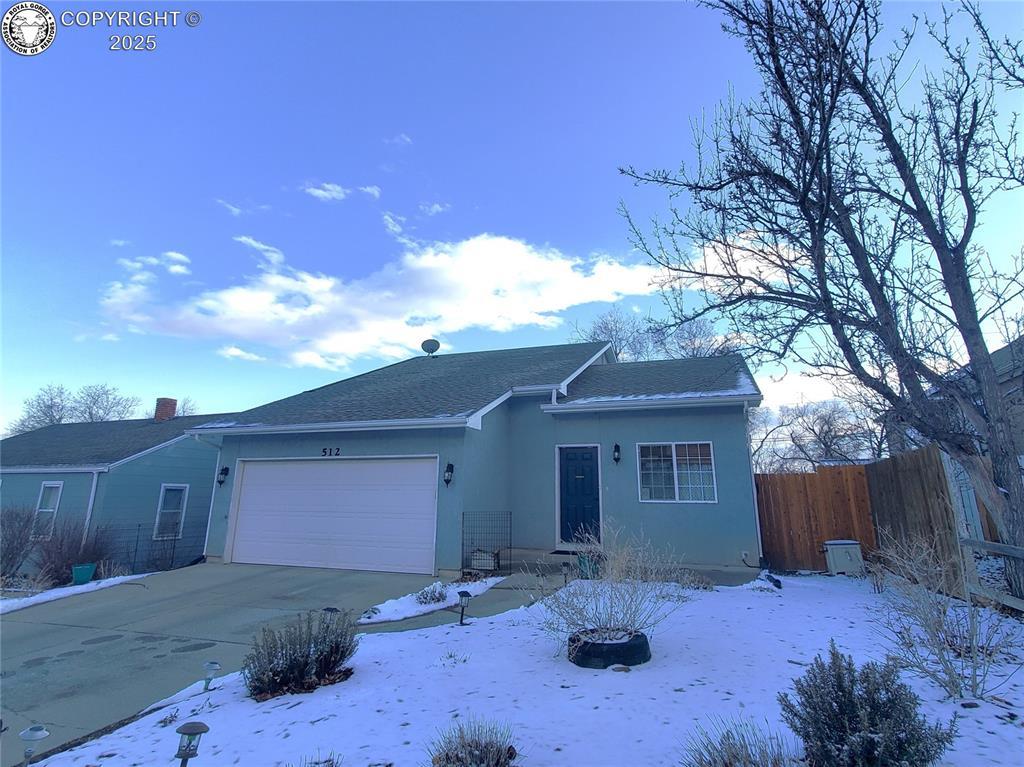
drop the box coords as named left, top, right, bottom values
left=95, top=524, right=207, bottom=575
left=461, top=510, right=512, bottom=576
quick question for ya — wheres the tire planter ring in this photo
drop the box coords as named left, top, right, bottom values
left=569, top=631, right=651, bottom=669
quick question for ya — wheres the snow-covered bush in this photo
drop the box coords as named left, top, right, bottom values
left=873, top=530, right=1021, bottom=698
left=778, top=641, right=956, bottom=767
left=680, top=719, right=798, bottom=767
left=532, top=530, right=685, bottom=653
left=429, top=718, right=518, bottom=767
left=242, top=610, right=358, bottom=699
left=415, top=581, right=449, bottom=605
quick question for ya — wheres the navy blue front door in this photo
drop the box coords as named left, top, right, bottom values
left=559, top=446, right=600, bottom=543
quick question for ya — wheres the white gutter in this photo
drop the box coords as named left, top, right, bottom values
left=467, top=390, right=514, bottom=430
left=540, top=394, right=762, bottom=414
left=557, top=342, right=612, bottom=394
left=0, top=465, right=109, bottom=474
left=186, top=416, right=471, bottom=437
left=202, top=444, right=223, bottom=558
left=80, top=470, right=101, bottom=548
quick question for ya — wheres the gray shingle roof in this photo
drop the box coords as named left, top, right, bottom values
left=196, top=342, right=610, bottom=430
left=560, top=354, right=761, bottom=404
left=0, top=413, right=233, bottom=469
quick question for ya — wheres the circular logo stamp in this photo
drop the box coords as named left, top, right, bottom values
left=2, top=2, right=56, bottom=56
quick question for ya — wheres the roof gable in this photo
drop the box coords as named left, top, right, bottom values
left=555, top=354, right=761, bottom=406
left=0, top=413, right=232, bottom=470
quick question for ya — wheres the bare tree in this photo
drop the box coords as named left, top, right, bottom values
left=570, top=306, right=738, bottom=360
left=8, top=383, right=140, bottom=434
left=8, top=384, right=75, bottom=435
left=71, top=384, right=140, bottom=423
left=175, top=397, right=199, bottom=416
left=621, top=0, right=1024, bottom=594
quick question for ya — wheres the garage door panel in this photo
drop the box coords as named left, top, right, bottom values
left=230, top=458, right=438, bottom=574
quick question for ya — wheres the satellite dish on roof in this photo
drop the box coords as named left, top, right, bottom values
left=421, top=338, right=441, bottom=356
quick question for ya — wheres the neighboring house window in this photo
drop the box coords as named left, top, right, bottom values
left=153, top=484, right=189, bottom=540
left=32, top=481, right=63, bottom=539
left=637, top=443, right=718, bottom=503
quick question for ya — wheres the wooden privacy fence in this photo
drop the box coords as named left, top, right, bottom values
left=756, top=464, right=875, bottom=571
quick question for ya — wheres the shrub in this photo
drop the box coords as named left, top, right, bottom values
left=33, top=522, right=113, bottom=586
left=873, top=530, right=1020, bottom=698
left=778, top=642, right=956, bottom=767
left=530, top=529, right=685, bottom=654
left=415, top=581, right=450, bottom=605
left=1, top=506, right=38, bottom=579
left=429, top=719, right=518, bottom=767
left=286, top=753, right=342, bottom=766
left=672, top=568, right=716, bottom=591
left=680, top=719, right=798, bottom=767
left=242, top=610, right=358, bottom=700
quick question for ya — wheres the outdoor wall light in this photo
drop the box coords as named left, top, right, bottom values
left=174, top=721, right=210, bottom=766
left=613, top=444, right=621, bottom=463
left=443, top=462, right=455, bottom=486
left=202, top=660, right=221, bottom=691
left=217, top=466, right=230, bottom=486
left=457, top=589, right=472, bottom=625
left=19, top=725, right=49, bottom=767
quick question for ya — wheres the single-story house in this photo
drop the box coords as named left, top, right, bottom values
left=0, top=399, right=229, bottom=572
left=192, top=341, right=764, bottom=579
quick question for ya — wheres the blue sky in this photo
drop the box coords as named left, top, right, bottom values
left=2, top=1, right=1022, bottom=427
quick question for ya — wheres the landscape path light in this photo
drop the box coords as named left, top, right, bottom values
left=174, top=720, right=209, bottom=766
left=458, top=589, right=472, bottom=626
left=203, top=660, right=221, bottom=691
left=561, top=560, right=570, bottom=586
left=19, top=725, right=48, bottom=767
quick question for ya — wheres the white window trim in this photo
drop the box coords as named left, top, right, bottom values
left=32, top=481, right=63, bottom=540
left=636, top=442, right=718, bottom=504
left=153, top=483, right=189, bottom=541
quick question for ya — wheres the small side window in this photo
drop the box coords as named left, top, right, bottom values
left=32, top=481, right=63, bottom=539
left=153, top=484, right=188, bottom=540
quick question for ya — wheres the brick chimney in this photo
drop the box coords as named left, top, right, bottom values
left=154, top=398, right=177, bottom=422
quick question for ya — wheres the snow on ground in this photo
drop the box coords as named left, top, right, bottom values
left=358, top=577, right=505, bottom=624
left=0, top=574, right=150, bottom=615
left=44, top=575, right=1023, bottom=767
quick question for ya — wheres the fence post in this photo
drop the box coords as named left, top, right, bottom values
left=131, top=524, right=140, bottom=573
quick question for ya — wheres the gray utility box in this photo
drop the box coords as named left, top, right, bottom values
left=823, top=540, right=865, bottom=576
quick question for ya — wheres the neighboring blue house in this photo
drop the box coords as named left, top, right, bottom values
left=193, top=342, right=764, bottom=579
left=0, top=399, right=228, bottom=573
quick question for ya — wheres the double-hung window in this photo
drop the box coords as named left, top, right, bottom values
left=31, top=481, right=63, bottom=539
left=638, top=442, right=717, bottom=503
left=153, top=484, right=188, bottom=540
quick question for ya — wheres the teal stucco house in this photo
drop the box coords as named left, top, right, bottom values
left=193, top=342, right=764, bottom=579
left=0, top=399, right=227, bottom=572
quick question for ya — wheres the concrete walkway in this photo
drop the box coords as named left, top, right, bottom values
left=0, top=564, right=532, bottom=765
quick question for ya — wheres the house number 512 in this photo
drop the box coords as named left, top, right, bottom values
left=321, top=448, right=341, bottom=456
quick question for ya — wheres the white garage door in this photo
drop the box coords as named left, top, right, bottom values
left=229, top=458, right=438, bottom=574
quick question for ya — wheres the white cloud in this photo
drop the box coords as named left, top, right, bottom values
left=216, top=199, right=243, bottom=216
left=218, top=345, right=267, bottom=362
left=110, top=239, right=130, bottom=247
left=99, top=233, right=662, bottom=370
left=101, top=333, right=120, bottom=342
left=419, top=202, right=451, bottom=216
left=359, top=186, right=382, bottom=199
left=384, top=133, right=412, bottom=146
left=167, top=264, right=191, bottom=276
left=233, top=235, right=284, bottom=268
left=303, top=182, right=350, bottom=202
left=757, top=371, right=840, bottom=408
left=382, top=211, right=406, bottom=237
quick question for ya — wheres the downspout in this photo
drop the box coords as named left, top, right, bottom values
left=744, top=401, right=765, bottom=567
left=80, top=470, right=100, bottom=549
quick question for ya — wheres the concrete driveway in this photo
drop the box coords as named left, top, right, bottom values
left=0, top=563, right=496, bottom=765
